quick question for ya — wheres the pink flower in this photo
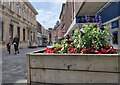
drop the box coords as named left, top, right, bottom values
left=79, top=52, right=83, bottom=54
left=95, top=50, right=101, bottom=54
left=68, top=52, right=71, bottom=54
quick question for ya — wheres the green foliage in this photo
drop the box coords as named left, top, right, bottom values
left=53, top=24, right=112, bottom=53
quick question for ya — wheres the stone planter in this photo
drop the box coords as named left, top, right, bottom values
left=26, top=50, right=119, bottom=84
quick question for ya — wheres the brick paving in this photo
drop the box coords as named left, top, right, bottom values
left=2, top=47, right=45, bottom=83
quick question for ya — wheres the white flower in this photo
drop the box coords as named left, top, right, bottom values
left=61, top=47, right=64, bottom=51
left=74, top=39, right=77, bottom=43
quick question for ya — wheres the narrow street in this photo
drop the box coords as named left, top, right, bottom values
left=2, top=47, right=45, bottom=83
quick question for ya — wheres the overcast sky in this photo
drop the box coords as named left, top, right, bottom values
left=29, top=0, right=66, bottom=29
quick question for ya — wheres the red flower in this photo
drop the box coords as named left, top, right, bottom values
left=104, top=45, right=110, bottom=50
left=67, top=40, right=71, bottom=44
left=55, top=47, right=62, bottom=51
left=70, top=48, right=76, bottom=53
left=65, top=35, right=70, bottom=39
left=70, top=43, right=74, bottom=46
left=110, top=47, right=117, bottom=54
left=46, top=48, right=53, bottom=53
left=87, top=48, right=91, bottom=52
left=81, top=47, right=86, bottom=53
left=101, top=48, right=108, bottom=54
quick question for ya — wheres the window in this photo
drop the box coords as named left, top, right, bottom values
left=2, top=22, right=3, bottom=41
left=0, top=22, right=3, bottom=41
left=17, top=27, right=20, bottom=39
left=27, top=30, right=30, bottom=40
left=9, top=25, right=13, bottom=41
left=0, top=0, right=3, bottom=5
left=16, top=2, right=20, bottom=15
left=112, top=31, right=118, bottom=44
left=111, top=20, right=119, bottom=28
left=9, top=0, right=12, bottom=10
left=0, top=0, right=1, bottom=4
left=23, top=29, right=25, bottom=41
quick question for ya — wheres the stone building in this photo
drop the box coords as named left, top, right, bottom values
left=36, top=21, right=49, bottom=46
left=56, top=1, right=74, bottom=40
left=0, top=0, right=38, bottom=48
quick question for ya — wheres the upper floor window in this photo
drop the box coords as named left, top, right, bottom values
left=9, top=0, right=12, bottom=10
left=16, top=2, right=20, bottom=15
left=0, top=0, right=3, bottom=5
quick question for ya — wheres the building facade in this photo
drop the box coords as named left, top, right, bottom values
left=0, top=0, right=38, bottom=48
left=61, top=1, right=120, bottom=49
left=98, top=2, right=120, bottom=49
left=36, top=21, right=49, bottom=46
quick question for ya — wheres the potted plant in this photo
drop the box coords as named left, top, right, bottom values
left=45, top=24, right=117, bottom=54
left=26, top=24, right=119, bottom=84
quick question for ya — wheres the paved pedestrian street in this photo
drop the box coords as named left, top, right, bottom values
left=2, top=47, right=45, bottom=83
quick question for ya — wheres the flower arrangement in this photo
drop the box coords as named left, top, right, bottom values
left=45, top=24, right=117, bottom=54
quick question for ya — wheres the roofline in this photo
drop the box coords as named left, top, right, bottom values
left=59, top=3, right=65, bottom=19
left=24, top=2, right=38, bottom=15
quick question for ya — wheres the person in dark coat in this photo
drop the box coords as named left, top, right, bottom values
left=6, top=40, right=11, bottom=54
left=13, top=35, right=20, bottom=54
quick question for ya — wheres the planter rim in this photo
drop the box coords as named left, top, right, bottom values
left=26, top=49, right=119, bottom=56
left=27, top=52, right=119, bottom=56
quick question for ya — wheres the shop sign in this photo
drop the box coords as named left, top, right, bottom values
left=76, top=16, right=101, bottom=23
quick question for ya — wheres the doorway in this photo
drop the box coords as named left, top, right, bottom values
left=17, top=27, right=20, bottom=39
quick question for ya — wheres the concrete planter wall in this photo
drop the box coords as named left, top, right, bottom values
left=26, top=51, right=119, bottom=84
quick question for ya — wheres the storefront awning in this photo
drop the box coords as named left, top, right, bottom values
left=64, top=2, right=108, bottom=36
left=77, top=2, right=107, bottom=16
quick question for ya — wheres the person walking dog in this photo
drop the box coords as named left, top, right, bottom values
left=13, top=35, right=20, bottom=54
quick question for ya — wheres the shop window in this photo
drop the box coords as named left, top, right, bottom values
left=112, top=31, right=118, bottom=44
left=23, top=29, right=25, bottom=41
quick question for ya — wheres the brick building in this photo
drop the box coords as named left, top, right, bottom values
left=0, top=0, right=38, bottom=48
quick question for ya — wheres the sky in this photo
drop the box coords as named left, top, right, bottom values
left=29, top=0, right=66, bottom=29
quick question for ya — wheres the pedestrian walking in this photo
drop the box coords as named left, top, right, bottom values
left=6, top=40, right=11, bottom=54
left=12, top=35, right=20, bottom=54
